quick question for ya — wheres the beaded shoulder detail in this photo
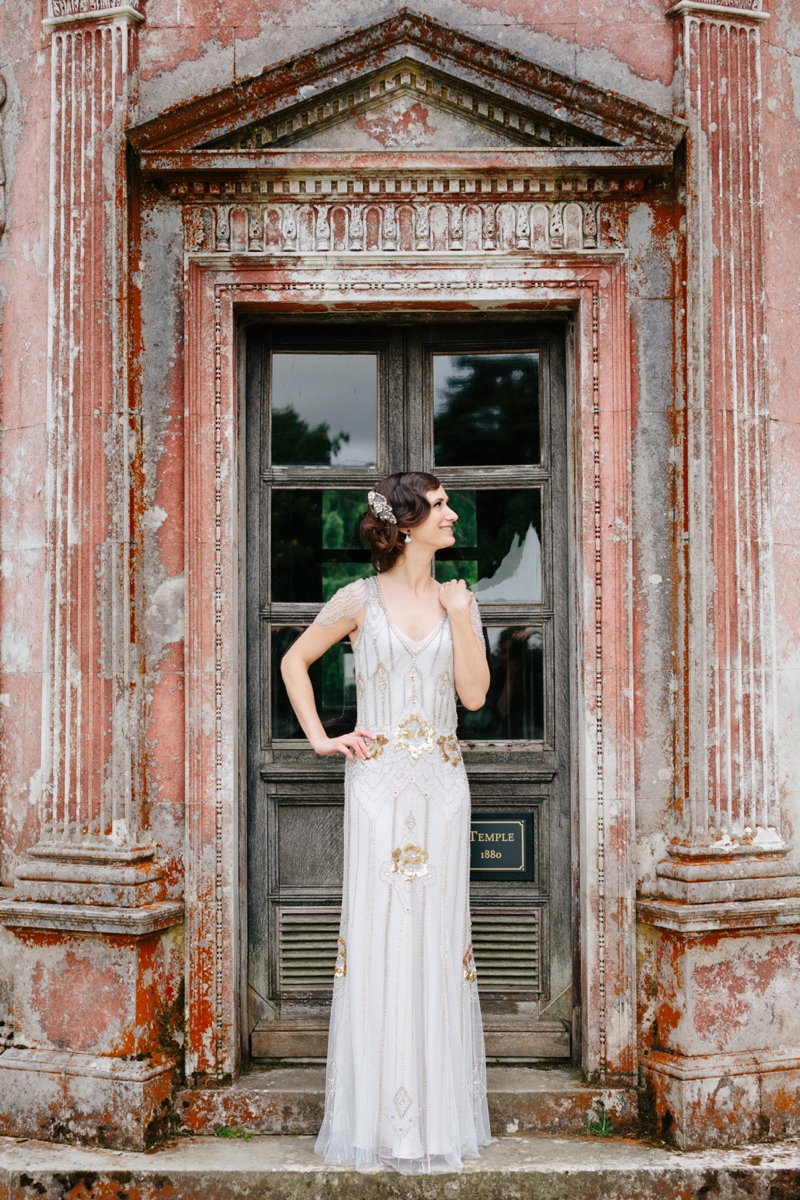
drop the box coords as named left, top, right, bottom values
left=313, top=577, right=370, bottom=628
left=469, top=594, right=484, bottom=647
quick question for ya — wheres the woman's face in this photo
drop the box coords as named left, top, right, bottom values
left=408, top=487, right=458, bottom=549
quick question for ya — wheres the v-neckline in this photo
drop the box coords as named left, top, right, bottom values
left=373, top=577, right=447, bottom=647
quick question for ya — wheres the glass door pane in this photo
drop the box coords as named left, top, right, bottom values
left=433, top=352, right=540, bottom=465
left=272, top=353, right=378, bottom=467
left=271, top=489, right=372, bottom=602
left=433, top=489, right=543, bottom=604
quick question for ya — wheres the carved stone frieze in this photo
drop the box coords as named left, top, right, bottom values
left=182, top=199, right=603, bottom=254
left=666, top=0, right=767, bottom=20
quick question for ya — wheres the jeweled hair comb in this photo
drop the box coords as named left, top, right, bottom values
left=367, top=490, right=397, bottom=525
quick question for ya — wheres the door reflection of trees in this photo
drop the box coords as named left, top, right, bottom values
left=433, top=353, right=540, bottom=466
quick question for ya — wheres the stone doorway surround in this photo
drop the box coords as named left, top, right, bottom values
left=3, top=0, right=797, bottom=1155
left=181, top=250, right=635, bottom=1089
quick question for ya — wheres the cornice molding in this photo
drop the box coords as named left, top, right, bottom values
left=141, top=147, right=673, bottom=182
left=208, top=56, right=609, bottom=154
left=638, top=897, right=800, bottom=933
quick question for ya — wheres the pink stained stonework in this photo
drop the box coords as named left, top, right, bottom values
left=0, top=0, right=796, bottom=1155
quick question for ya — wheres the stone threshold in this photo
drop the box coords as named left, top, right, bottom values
left=1, top=1133, right=799, bottom=1199
left=176, top=1065, right=638, bottom=1138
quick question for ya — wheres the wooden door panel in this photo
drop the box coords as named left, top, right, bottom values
left=278, top=806, right=343, bottom=890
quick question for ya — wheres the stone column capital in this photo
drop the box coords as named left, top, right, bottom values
left=42, top=0, right=144, bottom=31
left=666, top=0, right=769, bottom=23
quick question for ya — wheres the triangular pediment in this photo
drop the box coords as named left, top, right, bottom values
left=129, top=9, right=684, bottom=162
left=203, top=57, right=612, bottom=154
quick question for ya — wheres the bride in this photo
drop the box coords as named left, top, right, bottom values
left=281, top=472, right=492, bottom=1174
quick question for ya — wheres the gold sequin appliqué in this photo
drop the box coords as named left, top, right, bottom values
left=391, top=843, right=431, bottom=881
left=436, top=734, right=462, bottom=766
left=463, top=941, right=478, bottom=983
left=395, top=713, right=435, bottom=759
left=334, top=936, right=347, bottom=978
left=359, top=733, right=388, bottom=763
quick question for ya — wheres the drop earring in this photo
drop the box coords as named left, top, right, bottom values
left=403, top=532, right=411, bottom=544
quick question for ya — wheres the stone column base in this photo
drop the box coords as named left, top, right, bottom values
left=641, top=1049, right=800, bottom=1150
left=0, top=1048, right=176, bottom=1150
left=639, top=893, right=800, bottom=1149
left=0, top=897, right=183, bottom=1149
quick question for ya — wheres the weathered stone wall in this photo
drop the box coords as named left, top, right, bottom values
left=0, top=0, right=797, bottom=1152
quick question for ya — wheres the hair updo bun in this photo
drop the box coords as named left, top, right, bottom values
left=359, top=472, right=441, bottom=574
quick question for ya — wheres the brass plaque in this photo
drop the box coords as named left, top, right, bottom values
left=469, top=811, right=534, bottom=882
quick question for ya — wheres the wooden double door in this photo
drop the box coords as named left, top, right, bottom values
left=244, top=316, right=574, bottom=1061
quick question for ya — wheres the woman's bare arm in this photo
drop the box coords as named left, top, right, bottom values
left=438, top=580, right=490, bottom=710
left=280, top=618, right=375, bottom=762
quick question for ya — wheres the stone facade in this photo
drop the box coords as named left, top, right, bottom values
left=0, top=0, right=798, bottom=1154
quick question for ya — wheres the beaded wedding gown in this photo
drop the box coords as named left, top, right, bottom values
left=313, top=575, right=491, bottom=1174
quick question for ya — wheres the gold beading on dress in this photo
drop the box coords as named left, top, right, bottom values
left=436, top=734, right=462, bottom=766
left=390, top=843, right=431, bottom=881
left=462, top=942, right=478, bottom=983
left=395, top=713, right=435, bottom=759
left=360, top=733, right=388, bottom=761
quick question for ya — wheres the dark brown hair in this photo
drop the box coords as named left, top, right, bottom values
left=359, top=472, right=441, bottom=573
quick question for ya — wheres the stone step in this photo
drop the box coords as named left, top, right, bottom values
left=176, top=1065, right=638, bottom=1138
left=2, top=1132, right=799, bottom=1198
left=251, top=1017, right=570, bottom=1060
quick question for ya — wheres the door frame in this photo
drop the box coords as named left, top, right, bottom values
left=243, top=317, right=572, bottom=1048
left=183, top=251, right=635, bottom=1087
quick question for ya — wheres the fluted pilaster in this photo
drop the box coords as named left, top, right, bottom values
left=37, top=0, right=145, bottom=867
left=669, top=0, right=783, bottom=865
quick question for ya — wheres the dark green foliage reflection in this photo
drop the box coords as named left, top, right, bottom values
left=271, top=406, right=349, bottom=467
left=434, top=353, right=540, bottom=467
left=272, top=490, right=372, bottom=602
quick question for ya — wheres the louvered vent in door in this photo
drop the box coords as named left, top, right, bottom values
left=471, top=909, right=541, bottom=994
left=278, top=907, right=341, bottom=992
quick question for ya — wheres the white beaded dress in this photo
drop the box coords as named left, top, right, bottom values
left=312, top=575, right=491, bottom=1174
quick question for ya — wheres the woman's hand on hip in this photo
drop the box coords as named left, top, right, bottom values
left=310, top=728, right=377, bottom=763
left=438, top=577, right=472, bottom=615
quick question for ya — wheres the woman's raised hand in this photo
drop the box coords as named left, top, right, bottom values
left=438, top=577, right=472, bottom=614
left=310, top=728, right=377, bottom=763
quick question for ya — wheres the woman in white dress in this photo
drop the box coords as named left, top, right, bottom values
left=281, top=472, right=492, bottom=1174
